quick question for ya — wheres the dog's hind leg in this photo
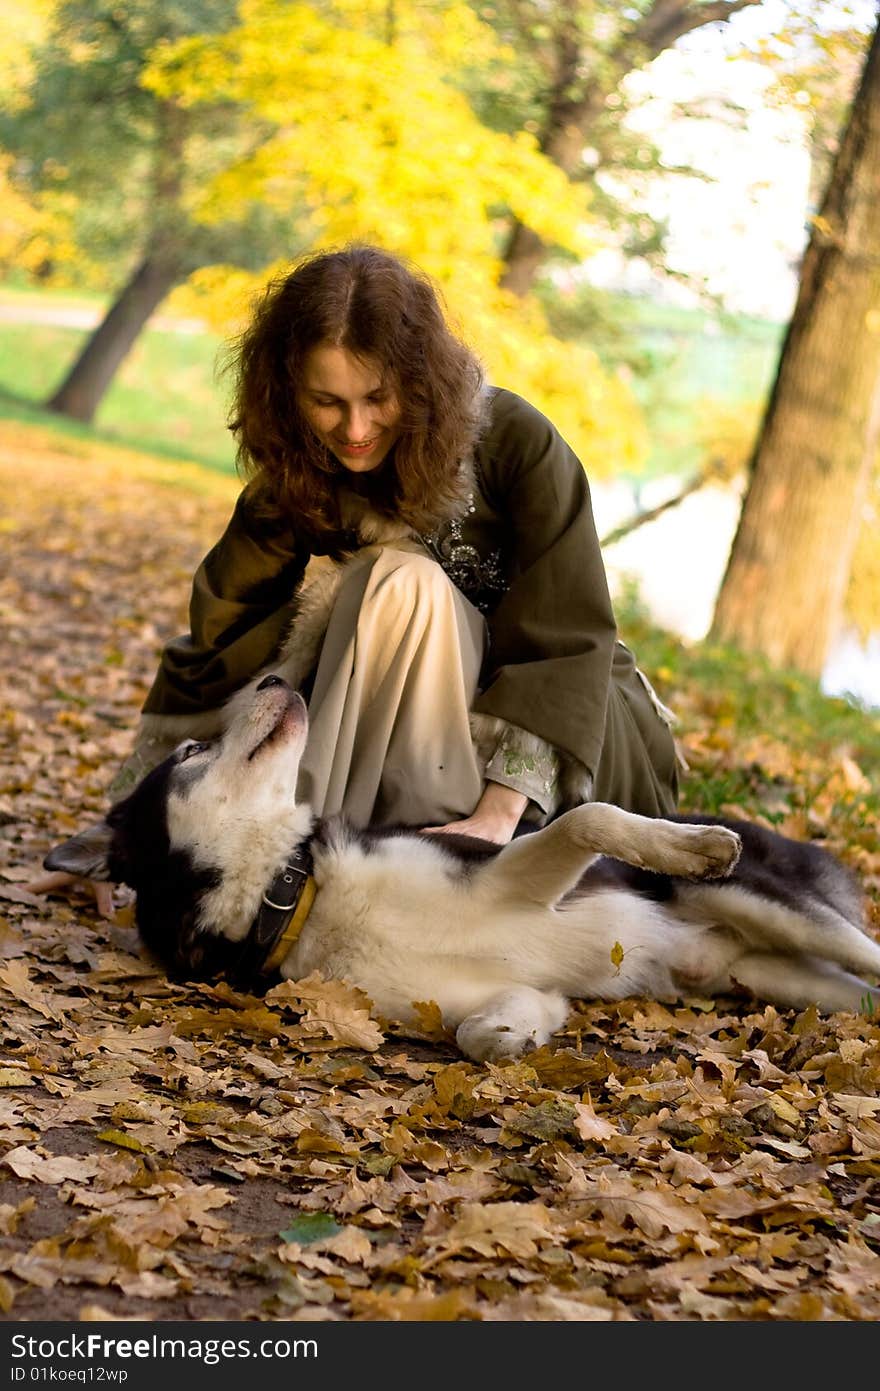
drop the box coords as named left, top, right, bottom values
left=730, top=952, right=879, bottom=1015
left=802, top=904, right=880, bottom=979
left=455, top=987, right=570, bottom=1063
left=482, top=803, right=741, bottom=909
left=678, top=882, right=880, bottom=982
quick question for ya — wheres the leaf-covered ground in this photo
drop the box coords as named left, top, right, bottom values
left=2, top=422, right=880, bottom=1323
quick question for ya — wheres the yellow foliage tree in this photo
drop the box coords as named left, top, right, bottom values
left=0, top=0, right=54, bottom=108
left=0, top=152, right=78, bottom=275
left=0, top=0, right=74, bottom=274
left=147, top=0, right=647, bottom=474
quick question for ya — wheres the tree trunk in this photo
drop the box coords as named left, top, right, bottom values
left=46, top=256, right=182, bottom=423
left=600, top=457, right=730, bottom=549
left=499, top=221, right=547, bottom=297
left=47, top=99, right=189, bottom=424
left=710, top=20, right=880, bottom=678
left=499, top=0, right=762, bottom=295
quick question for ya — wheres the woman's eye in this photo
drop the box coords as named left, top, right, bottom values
left=180, top=741, right=210, bottom=762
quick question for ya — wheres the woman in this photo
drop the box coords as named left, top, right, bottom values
left=39, top=243, right=680, bottom=907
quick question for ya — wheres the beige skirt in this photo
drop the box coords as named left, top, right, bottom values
left=296, top=545, right=680, bottom=824
left=119, top=545, right=679, bottom=823
left=296, top=545, right=487, bottom=825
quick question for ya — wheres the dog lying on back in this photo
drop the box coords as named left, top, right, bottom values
left=46, top=676, right=880, bottom=1062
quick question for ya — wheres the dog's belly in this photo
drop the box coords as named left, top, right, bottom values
left=280, top=843, right=740, bottom=1024
left=280, top=843, right=561, bottom=1024
left=283, top=894, right=532, bottom=1026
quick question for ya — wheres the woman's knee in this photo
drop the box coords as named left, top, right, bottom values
left=368, top=550, right=453, bottom=615
left=350, top=547, right=484, bottom=681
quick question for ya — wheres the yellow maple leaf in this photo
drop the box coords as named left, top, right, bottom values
left=0, top=960, right=62, bottom=1021
left=95, top=1129, right=149, bottom=1154
left=574, top=1098, right=618, bottom=1144
left=409, top=999, right=452, bottom=1042
left=440, top=1200, right=557, bottom=1260
left=270, top=972, right=384, bottom=1050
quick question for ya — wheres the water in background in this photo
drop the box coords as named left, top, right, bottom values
left=593, top=477, right=880, bottom=712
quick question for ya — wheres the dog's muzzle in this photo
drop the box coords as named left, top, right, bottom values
left=228, top=843, right=316, bottom=987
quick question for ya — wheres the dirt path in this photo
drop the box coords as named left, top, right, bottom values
left=0, top=294, right=206, bottom=334
left=1, top=424, right=879, bottom=1323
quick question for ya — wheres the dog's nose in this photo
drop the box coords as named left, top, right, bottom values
left=256, top=675, right=289, bottom=691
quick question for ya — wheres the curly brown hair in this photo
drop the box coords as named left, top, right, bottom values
left=225, top=244, right=485, bottom=548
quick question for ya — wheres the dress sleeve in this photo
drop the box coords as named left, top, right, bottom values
left=141, top=482, right=306, bottom=719
left=473, top=391, right=617, bottom=787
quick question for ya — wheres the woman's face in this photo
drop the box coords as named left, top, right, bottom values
left=297, top=344, right=402, bottom=473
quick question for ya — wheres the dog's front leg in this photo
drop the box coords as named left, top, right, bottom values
left=455, top=987, right=570, bottom=1063
left=483, top=803, right=741, bottom=909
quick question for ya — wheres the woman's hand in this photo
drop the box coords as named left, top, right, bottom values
left=423, top=782, right=528, bottom=846
left=20, top=870, right=120, bottom=919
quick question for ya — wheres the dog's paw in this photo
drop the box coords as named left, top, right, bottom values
left=455, top=1016, right=540, bottom=1064
left=669, top=824, right=742, bottom=880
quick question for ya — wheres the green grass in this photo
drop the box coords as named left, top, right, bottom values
left=619, top=578, right=880, bottom=744
left=615, top=581, right=880, bottom=826
left=618, top=301, right=784, bottom=480
left=540, top=279, right=784, bottom=481
left=0, top=281, right=786, bottom=483
left=0, top=309, right=237, bottom=474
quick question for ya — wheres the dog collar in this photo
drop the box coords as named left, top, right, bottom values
left=231, top=844, right=316, bottom=983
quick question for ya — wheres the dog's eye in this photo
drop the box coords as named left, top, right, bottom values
left=179, top=741, right=211, bottom=762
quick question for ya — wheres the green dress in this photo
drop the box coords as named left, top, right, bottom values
left=136, top=387, right=680, bottom=818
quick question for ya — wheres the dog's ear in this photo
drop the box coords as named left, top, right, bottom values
left=43, top=822, right=115, bottom=881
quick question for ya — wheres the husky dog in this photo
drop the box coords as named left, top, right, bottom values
left=46, top=676, right=880, bottom=1062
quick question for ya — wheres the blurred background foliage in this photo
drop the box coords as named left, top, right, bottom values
left=0, top=0, right=877, bottom=679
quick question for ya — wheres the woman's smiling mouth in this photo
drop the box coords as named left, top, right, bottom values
left=336, top=437, right=379, bottom=455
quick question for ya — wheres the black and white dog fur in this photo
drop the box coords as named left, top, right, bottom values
left=47, top=676, right=880, bottom=1062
